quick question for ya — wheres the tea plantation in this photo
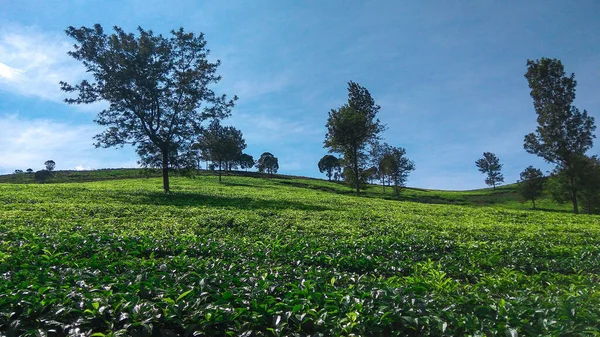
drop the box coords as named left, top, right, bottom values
left=1, top=174, right=599, bottom=336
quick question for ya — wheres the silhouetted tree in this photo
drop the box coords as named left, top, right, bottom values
left=197, top=120, right=246, bottom=182
left=44, top=160, right=55, bottom=172
left=26, top=168, right=33, bottom=173
left=519, top=166, right=545, bottom=209
left=318, top=155, right=341, bottom=181
left=475, top=152, right=504, bottom=189
left=324, top=81, right=385, bottom=195
left=60, top=24, right=236, bottom=193
left=14, top=169, right=23, bottom=174
left=524, top=58, right=596, bottom=213
left=238, top=153, right=255, bottom=171
left=257, top=152, right=278, bottom=176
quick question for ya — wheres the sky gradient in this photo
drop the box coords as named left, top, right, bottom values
left=1, top=0, right=599, bottom=189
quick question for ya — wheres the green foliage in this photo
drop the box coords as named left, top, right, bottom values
left=519, top=166, right=544, bottom=209
left=238, top=153, right=255, bottom=171
left=256, top=152, right=279, bottom=175
left=0, top=176, right=598, bottom=335
left=524, top=57, right=596, bottom=213
left=197, top=120, right=246, bottom=182
left=475, top=152, right=504, bottom=189
left=386, top=147, right=416, bottom=198
left=549, top=155, right=600, bottom=214
left=317, top=155, right=341, bottom=181
left=34, top=169, right=52, bottom=183
left=324, top=82, right=385, bottom=195
left=60, top=24, right=236, bottom=192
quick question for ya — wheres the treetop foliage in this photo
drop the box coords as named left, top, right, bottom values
left=524, top=58, right=596, bottom=165
left=60, top=24, right=236, bottom=192
left=475, top=152, right=504, bottom=189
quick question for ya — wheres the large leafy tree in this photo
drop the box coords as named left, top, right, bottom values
left=524, top=58, right=596, bottom=213
left=60, top=25, right=236, bottom=192
left=256, top=152, right=279, bottom=176
left=324, top=81, right=385, bottom=195
left=318, top=155, right=341, bottom=181
left=475, top=152, right=504, bottom=189
left=519, top=166, right=545, bottom=209
left=197, top=120, right=246, bottom=182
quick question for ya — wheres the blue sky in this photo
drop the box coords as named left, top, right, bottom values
left=0, top=0, right=599, bottom=190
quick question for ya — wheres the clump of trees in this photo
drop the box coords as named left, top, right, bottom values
left=523, top=58, right=597, bottom=214
left=61, top=24, right=236, bottom=193
left=197, top=120, right=246, bottom=182
left=475, top=152, right=504, bottom=189
left=519, top=166, right=544, bottom=209
left=318, top=155, right=341, bottom=181
left=370, top=142, right=415, bottom=196
left=257, top=152, right=279, bottom=176
left=324, top=81, right=414, bottom=195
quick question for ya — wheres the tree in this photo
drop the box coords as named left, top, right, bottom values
left=256, top=152, right=278, bottom=176
left=475, top=152, right=504, bottom=189
left=524, top=58, right=596, bottom=213
left=60, top=25, right=236, bottom=193
left=14, top=169, right=23, bottom=174
left=44, top=160, right=56, bottom=172
left=548, top=155, right=600, bottom=214
left=385, top=147, right=415, bottom=198
left=238, top=153, right=255, bottom=172
left=519, top=166, right=545, bottom=209
left=26, top=168, right=33, bottom=173
left=197, top=120, right=246, bottom=182
left=318, top=155, right=341, bottom=181
left=324, top=81, right=385, bottom=195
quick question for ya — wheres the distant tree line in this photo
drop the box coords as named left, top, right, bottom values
left=54, top=24, right=599, bottom=212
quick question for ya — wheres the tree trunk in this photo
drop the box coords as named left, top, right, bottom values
left=570, top=175, right=579, bottom=214
left=218, top=161, right=222, bottom=182
left=532, top=197, right=536, bottom=209
left=161, top=149, right=170, bottom=193
left=352, top=147, right=360, bottom=195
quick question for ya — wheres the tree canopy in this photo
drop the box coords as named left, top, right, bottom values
left=197, top=120, right=246, bottom=182
left=318, top=155, right=341, bottom=181
left=257, top=152, right=279, bottom=175
left=524, top=57, right=596, bottom=213
left=324, top=81, right=385, bottom=195
left=519, top=166, right=544, bottom=209
left=238, top=153, right=255, bottom=171
left=475, top=152, right=504, bottom=189
left=44, top=160, right=56, bottom=172
left=60, top=24, right=236, bottom=192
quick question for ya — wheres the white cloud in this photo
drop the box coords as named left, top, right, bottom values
left=0, top=114, right=137, bottom=173
left=0, top=24, right=85, bottom=102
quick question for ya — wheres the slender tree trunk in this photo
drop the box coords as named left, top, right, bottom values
left=218, top=161, right=222, bottom=182
left=352, top=147, right=360, bottom=195
left=570, top=175, right=579, bottom=214
left=161, top=149, right=170, bottom=193
left=532, top=197, right=536, bottom=209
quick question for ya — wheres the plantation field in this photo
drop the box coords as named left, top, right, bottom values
left=1, top=174, right=599, bottom=336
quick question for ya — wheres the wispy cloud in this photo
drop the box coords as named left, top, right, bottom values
left=0, top=24, right=84, bottom=102
left=0, top=114, right=137, bottom=173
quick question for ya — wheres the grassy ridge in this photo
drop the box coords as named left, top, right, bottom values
left=0, top=174, right=598, bottom=335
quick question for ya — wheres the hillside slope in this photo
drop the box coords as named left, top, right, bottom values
left=0, top=174, right=598, bottom=335
left=0, top=168, right=570, bottom=212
